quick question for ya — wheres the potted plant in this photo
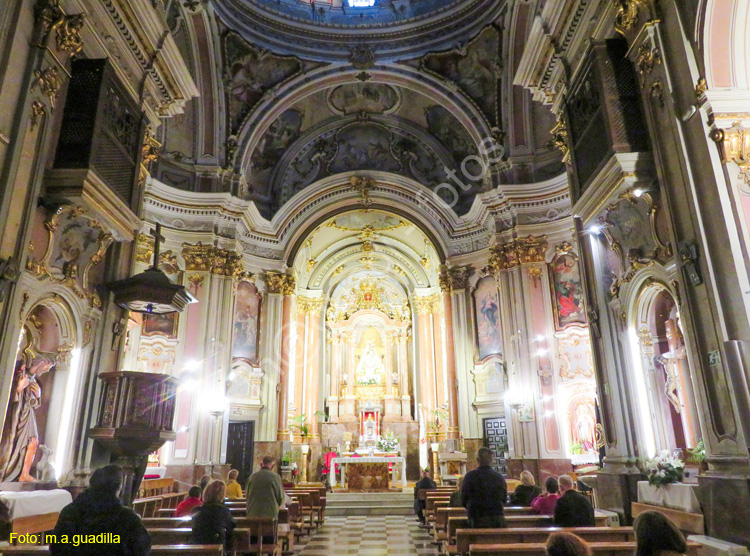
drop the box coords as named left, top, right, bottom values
left=290, top=414, right=309, bottom=441
left=645, top=451, right=685, bottom=487
left=281, top=451, right=292, bottom=467
left=686, top=439, right=707, bottom=474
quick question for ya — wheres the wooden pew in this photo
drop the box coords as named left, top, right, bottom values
left=139, top=477, right=175, bottom=498
left=631, top=502, right=704, bottom=535
left=149, top=546, right=224, bottom=556
left=455, top=527, right=634, bottom=555
left=469, top=541, right=700, bottom=556
left=133, top=495, right=164, bottom=518
left=0, top=546, right=224, bottom=556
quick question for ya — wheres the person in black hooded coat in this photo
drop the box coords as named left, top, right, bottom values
left=50, top=464, right=150, bottom=556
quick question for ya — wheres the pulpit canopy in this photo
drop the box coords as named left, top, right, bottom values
left=89, top=371, right=179, bottom=457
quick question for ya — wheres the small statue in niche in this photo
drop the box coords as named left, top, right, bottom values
left=0, top=358, right=54, bottom=482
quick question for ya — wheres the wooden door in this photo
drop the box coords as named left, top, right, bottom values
left=227, top=421, right=255, bottom=485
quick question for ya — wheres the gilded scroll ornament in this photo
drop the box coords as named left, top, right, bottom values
left=614, top=0, right=641, bottom=35
left=550, top=113, right=569, bottom=159
left=349, top=175, right=376, bottom=208
left=635, top=44, right=662, bottom=88
left=297, top=296, right=325, bottom=315
left=30, top=101, right=46, bottom=129
left=55, top=12, right=84, bottom=54
left=33, top=66, right=61, bottom=108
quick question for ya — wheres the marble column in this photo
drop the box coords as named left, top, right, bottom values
left=449, top=269, right=480, bottom=439
left=398, top=332, right=411, bottom=418
left=302, top=298, right=323, bottom=440
left=440, top=274, right=460, bottom=439
left=258, top=282, right=283, bottom=441
left=328, top=333, right=342, bottom=422
left=270, top=274, right=295, bottom=441
left=415, top=295, right=437, bottom=421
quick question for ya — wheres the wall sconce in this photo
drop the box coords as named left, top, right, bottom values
left=721, top=122, right=750, bottom=185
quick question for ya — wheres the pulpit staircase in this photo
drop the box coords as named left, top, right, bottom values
left=326, top=491, right=415, bottom=516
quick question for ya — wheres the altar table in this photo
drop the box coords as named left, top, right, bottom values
left=330, top=456, right=407, bottom=489
left=636, top=481, right=701, bottom=513
left=0, top=490, right=72, bottom=521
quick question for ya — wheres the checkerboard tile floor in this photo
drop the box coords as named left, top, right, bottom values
left=296, top=516, right=439, bottom=556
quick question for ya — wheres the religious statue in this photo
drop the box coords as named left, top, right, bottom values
left=356, top=341, right=384, bottom=385
left=0, top=359, right=54, bottom=482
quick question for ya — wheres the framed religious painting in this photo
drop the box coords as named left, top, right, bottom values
left=473, top=275, right=503, bottom=362
left=142, top=312, right=179, bottom=338
left=232, top=280, right=261, bottom=364
left=549, top=249, right=586, bottom=330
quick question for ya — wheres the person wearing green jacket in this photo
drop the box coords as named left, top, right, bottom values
left=245, top=455, right=284, bottom=519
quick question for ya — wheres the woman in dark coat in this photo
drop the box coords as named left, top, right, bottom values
left=192, top=480, right=236, bottom=552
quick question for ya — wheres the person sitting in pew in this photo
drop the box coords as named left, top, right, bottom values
left=191, top=480, right=236, bottom=553
left=450, top=477, right=464, bottom=507
left=634, top=510, right=688, bottom=556
left=199, top=474, right=212, bottom=493
left=553, top=475, right=595, bottom=527
left=546, top=531, right=592, bottom=556
left=413, top=469, right=437, bottom=525
left=511, top=471, right=542, bottom=506
left=51, top=464, right=151, bottom=556
left=531, top=477, right=560, bottom=515
left=174, top=486, right=203, bottom=517
left=461, top=447, right=507, bottom=528
left=226, top=469, right=243, bottom=499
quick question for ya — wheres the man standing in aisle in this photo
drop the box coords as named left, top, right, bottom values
left=246, top=456, right=284, bottom=519
left=461, top=447, right=507, bottom=528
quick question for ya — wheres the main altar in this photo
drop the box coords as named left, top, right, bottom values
left=330, top=456, right=407, bottom=490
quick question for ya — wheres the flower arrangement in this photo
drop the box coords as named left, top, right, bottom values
left=376, top=431, right=400, bottom=453
left=646, top=451, right=685, bottom=487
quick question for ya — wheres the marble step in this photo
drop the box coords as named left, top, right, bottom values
left=326, top=492, right=415, bottom=516
left=326, top=504, right=415, bottom=516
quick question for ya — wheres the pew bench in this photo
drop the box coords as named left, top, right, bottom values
left=455, top=527, right=635, bottom=555
left=0, top=545, right=224, bottom=556
left=468, top=541, right=700, bottom=556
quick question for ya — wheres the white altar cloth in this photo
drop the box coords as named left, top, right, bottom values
left=0, top=489, right=72, bottom=520
left=330, top=456, right=407, bottom=489
left=637, top=481, right=701, bottom=513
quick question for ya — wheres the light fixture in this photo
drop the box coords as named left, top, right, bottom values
left=633, top=188, right=644, bottom=197
left=588, top=224, right=603, bottom=235
left=108, top=223, right=195, bottom=314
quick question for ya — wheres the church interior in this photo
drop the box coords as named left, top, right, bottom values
left=2, top=0, right=750, bottom=551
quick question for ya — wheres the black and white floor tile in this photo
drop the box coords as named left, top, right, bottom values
left=296, top=516, right=439, bottom=556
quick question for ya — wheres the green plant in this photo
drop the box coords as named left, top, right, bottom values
left=570, top=442, right=584, bottom=455
left=281, top=451, right=292, bottom=464
left=290, top=414, right=309, bottom=438
left=686, top=439, right=706, bottom=463
left=314, top=410, right=328, bottom=423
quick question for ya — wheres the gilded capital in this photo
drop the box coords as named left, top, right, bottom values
left=182, top=242, right=215, bottom=271
left=212, top=248, right=243, bottom=277
left=413, top=294, right=441, bottom=315
left=298, top=296, right=325, bottom=315
left=449, top=266, right=470, bottom=290
left=264, top=272, right=285, bottom=294
left=517, top=235, right=548, bottom=264
left=281, top=275, right=296, bottom=296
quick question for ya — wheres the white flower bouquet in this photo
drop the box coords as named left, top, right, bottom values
left=646, top=451, right=685, bottom=487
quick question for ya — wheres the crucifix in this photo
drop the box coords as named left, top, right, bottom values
left=150, top=223, right=165, bottom=270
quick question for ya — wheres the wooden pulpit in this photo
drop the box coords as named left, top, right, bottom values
left=89, top=371, right=179, bottom=505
